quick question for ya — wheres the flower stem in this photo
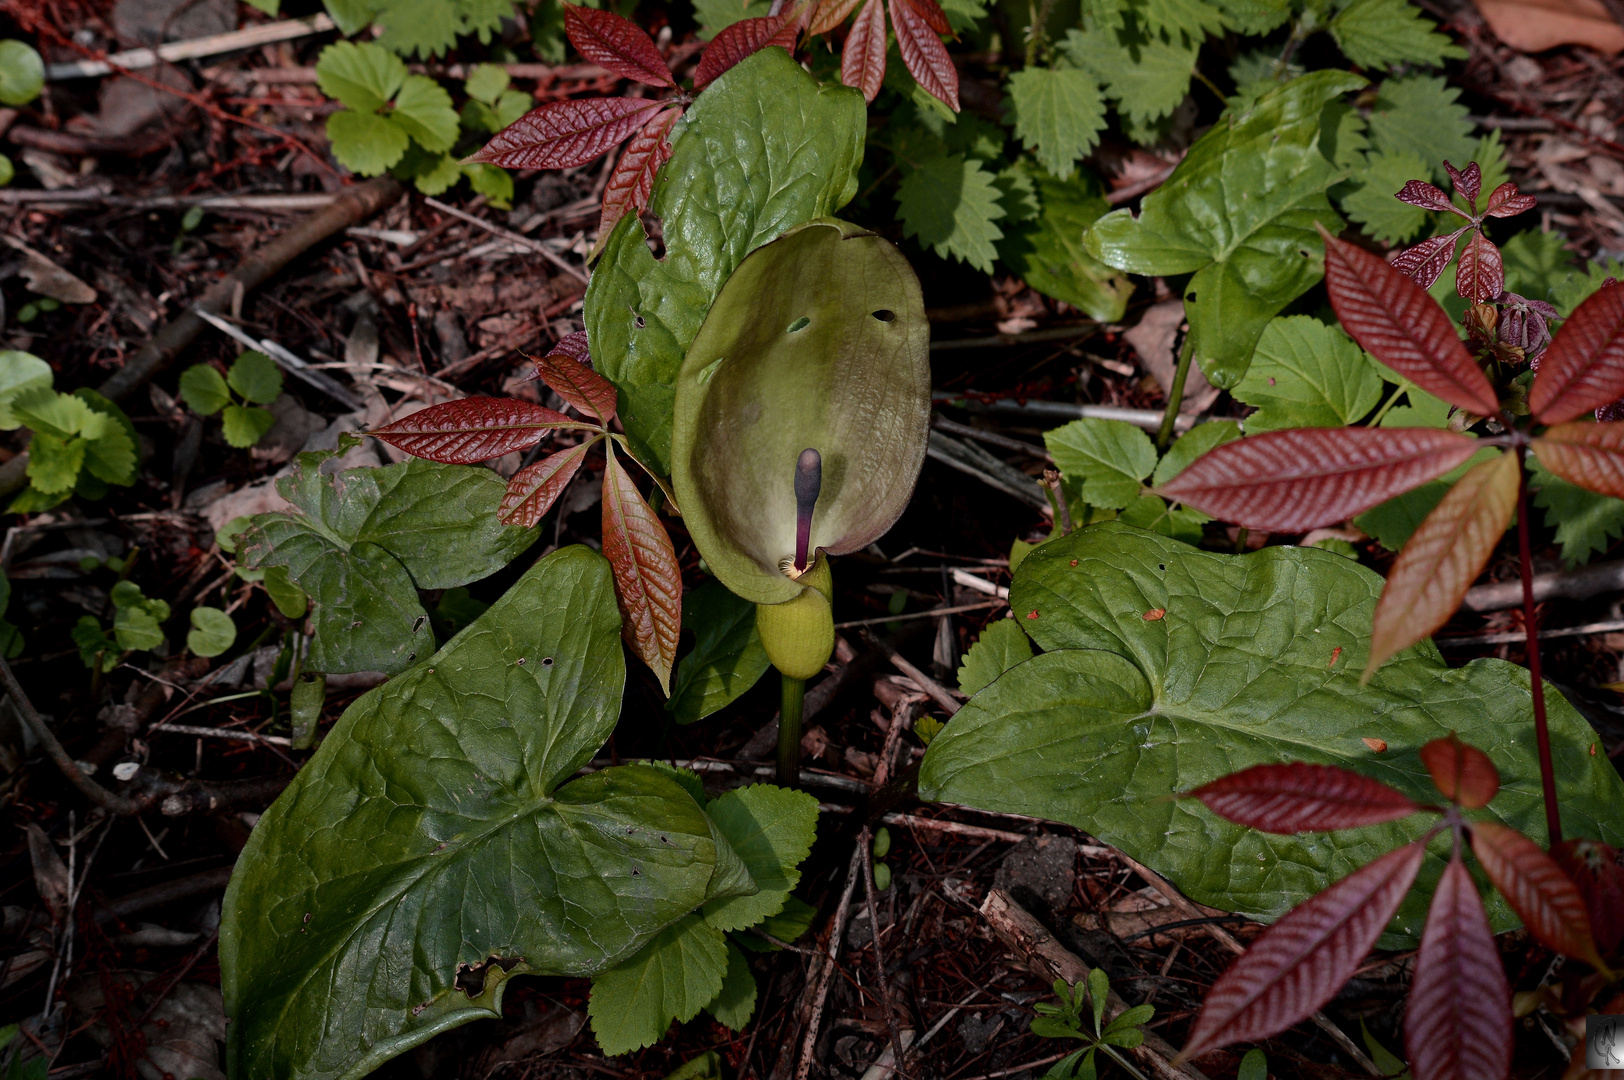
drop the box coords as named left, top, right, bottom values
left=1516, top=447, right=1562, bottom=845
left=778, top=673, right=806, bottom=789
left=1156, top=335, right=1194, bottom=452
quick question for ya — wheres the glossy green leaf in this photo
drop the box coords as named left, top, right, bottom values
left=1232, top=316, right=1385, bottom=432
left=701, top=784, right=821, bottom=931
left=667, top=579, right=771, bottom=725
left=180, top=364, right=231, bottom=416
left=896, top=153, right=1008, bottom=274
left=918, top=522, right=1624, bottom=947
left=0, top=40, right=44, bottom=107
left=590, top=914, right=730, bottom=1055
left=706, top=942, right=758, bottom=1030
left=587, top=49, right=866, bottom=473
left=1083, top=71, right=1364, bottom=388
left=290, top=675, right=324, bottom=750
left=222, top=547, right=748, bottom=1079
left=187, top=607, right=237, bottom=658
left=222, top=405, right=277, bottom=448
left=0, top=352, right=53, bottom=429
left=1007, top=67, right=1106, bottom=179
left=958, top=618, right=1034, bottom=698
left=228, top=350, right=284, bottom=405
left=264, top=564, right=310, bottom=619
left=1046, top=418, right=1157, bottom=510
left=996, top=165, right=1132, bottom=323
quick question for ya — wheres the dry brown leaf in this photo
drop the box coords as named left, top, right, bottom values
left=1472, top=0, right=1624, bottom=55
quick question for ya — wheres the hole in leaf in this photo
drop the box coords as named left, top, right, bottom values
left=1186, top=292, right=1198, bottom=304
left=872, top=309, right=895, bottom=322
left=541, top=657, right=554, bottom=667
left=633, top=315, right=646, bottom=329
left=787, top=317, right=810, bottom=333
left=516, top=657, right=526, bottom=666
left=412, top=616, right=427, bottom=632
left=455, top=955, right=523, bottom=998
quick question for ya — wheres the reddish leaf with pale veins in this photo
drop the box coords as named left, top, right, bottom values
left=597, top=106, right=679, bottom=238
left=1154, top=427, right=1479, bottom=532
left=1189, top=763, right=1420, bottom=833
left=694, top=15, right=785, bottom=90
left=903, top=0, right=952, bottom=34
left=550, top=330, right=590, bottom=365
left=1392, top=229, right=1467, bottom=290
left=1179, top=841, right=1427, bottom=1061
left=563, top=4, right=675, bottom=88
left=1527, top=281, right=1624, bottom=424
left=810, top=0, right=865, bottom=34
left=1397, top=180, right=1464, bottom=216
left=1367, top=451, right=1520, bottom=678
left=1470, top=821, right=1607, bottom=969
left=841, top=0, right=888, bottom=103
left=535, top=347, right=620, bottom=424
left=1455, top=231, right=1504, bottom=302
left=601, top=442, right=682, bottom=693
left=370, top=398, right=589, bottom=463
left=1404, top=855, right=1513, bottom=1080
left=468, top=97, right=665, bottom=171
left=1321, top=228, right=1499, bottom=415
left=889, top=0, right=959, bottom=111
left=1552, top=838, right=1624, bottom=956
left=766, top=0, right=812, bottom=47
left=1531, top=423, right=1624, bottom=499
left=499, top=440, right=595, bottom=527
left=1418, top=733, right=1500, bottom=808
left=1484, top=182, right=1537, bottom=219
left=1444, top=160, right=1480, bottom=205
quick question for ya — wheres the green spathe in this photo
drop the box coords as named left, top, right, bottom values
left=919, top=522, right=1624, bottom=947
left=672, top=219, right=930, bottom=607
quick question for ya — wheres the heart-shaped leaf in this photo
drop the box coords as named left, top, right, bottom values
left=667, top=579, right=771, bottom=725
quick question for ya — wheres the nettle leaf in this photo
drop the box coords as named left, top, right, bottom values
left=896, top=153, right=1008, bottom=274
left=589, top=914, right=730, bottom=1055
left=1007, top=67, right=1106, bottom=179
left=1329, top=0, right=1464, bottom=70
left=1528, top=453, right=1624, bottom=566
left=1061, top=25, right=1196, bottom=133
left=1232, top=316, right=1384, bottom=432
left=1366, top=74, right=1474, bottom=183
left=1083, top=71, right=1364, bottom=388
left=917, top=523, right=1624, bottom=944
left=700, top=784, right=820, bottom=930
left=1213, top=0, right=1290, bottom=34
left=223, top=547, right=748, bottom=1078
left=996, top=165, right=1133, bottom=323
left=1139, top=0, right=1223, bottom=40
left=1340, top=148, right=1432, bottom=245
left=587, top=48, right=865, bottom=473
left=958, top=618, right=1034, bottom=698
left=1045, top=417, right=1157, bottom=510
left=667, top=578, right=771, bottom=725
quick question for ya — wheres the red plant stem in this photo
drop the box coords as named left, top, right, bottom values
left=1515, top=446, right=1562, bottom=846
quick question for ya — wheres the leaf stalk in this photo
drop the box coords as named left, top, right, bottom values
left=1515, top=447, right=1562, bottom=845
left=778, top=673, right=806, bottom=789
left=1156, top=335, right=1195, bottom=452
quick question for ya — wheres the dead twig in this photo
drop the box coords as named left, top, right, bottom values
left=0, top=654, right=142, bottom=814
left=422, top=197, right=592, bottom=286
left=793, top=845, right=864, bottom=1080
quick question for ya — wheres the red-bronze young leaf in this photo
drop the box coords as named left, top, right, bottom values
left=1530, top=423, right=1624, bottom=499
left=1396, top=179, right=1464, bottom=217
left=694, top=14, right=784, bottom=90
left=889, top=0, right=959, bottom=111
left=468, top=97, right=665, bottom=171
left=1392, top=229, right=1468, bottom=291
left=535, top=347, right=619, bottom=424
left=1321, top=227, right=1500, bottom=416
left=601, top=442, right=681, bottom=693
left=1455, top=231, right=1504, bottom=303
left=765, top=0, right=813, bottom=48
left=1527, top=281, right=1624, bottom=424
left=1470, top=821, right=1607, bottom=969
left=1483, top=182, right=1537, bottom=219
left=1367, top=452, right=1519, bottom=678
left=903, top=0, right=952, bottom=34
left=810, top=0, right=865, bottom=34
left=562, top=4, right=675, bottom=88
left=1418, top=732, right=1500, bottom=809
left=841, top=0, right=888, bottom=103
left=1444, top=160, right=1480, bottom=206
left=1404, top=855, right=1513, bottom=1080
left=1552, top=838, right=1624, bottom=956
left=499, top=440, right=595, bottom=527
left=1178, top=841, right=1427, bottom=1061
left=1154, top=427, right=1479, bottom=532
left=597, top=106, right=679, bottom=237
left=370, top=398, right=588, bottom=463
left=549, top=329, right=590, bottom=365
left=1189, top=763, right=1421, bottom=833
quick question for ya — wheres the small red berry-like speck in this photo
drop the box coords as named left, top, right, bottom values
left=1143, top=608, right=1165, bottom=621
left=1363, top=737, right=1388, bottom=753
left=1328, top=646, right=1342, bottom=668
left=1026, top=610, right=1039, bottom=620
left=1069, top=559, right=1078, bottom=567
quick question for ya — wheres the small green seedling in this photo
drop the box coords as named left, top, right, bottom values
left=179, top=350, right=284, bottom=448
left=1, top=353, right=139, bottom=511
left=187, top=606, right=237, bottom=658
left=1031, top=970, right=1156, bottom=1080
left=172, top=206, right=205, bottom=253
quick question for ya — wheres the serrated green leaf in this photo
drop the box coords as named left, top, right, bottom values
left=72, top=617, right=117, bottom=670
left=736, top=894, right=818, bottom=951
left=1330, top=0, right=1464, bottom=70
left=0, top=351, right=53, bottom=429
left=315, top=41, right=406, bottom=113
left=994, top=164, right=1040, bottom=224
left=587, top=49, right=865, bottom=473
left=372, top=0, right=460, bottom=57
left=187, top=606, right=237, bottom=657
left=1552, top=256, right=1624, bottom=317
left=1500, top=229, right=1573, bottom=304
left=1152, top=420, right=1242, bottom=487
left=1119, top=492, right=1206, bottom=541
left=701, top=785, right=820, bottom=931
left=1530, top=457, right=1624, bottom=567
left=997, top=165, right=1133, bottom=322
left=463, top=163, right=514, bottom=210
left=590, top=914, right=730, bottom=1055
left=1366, top=74, right=1474, bottom=184
left=14, top=388, right=96, bottom=440
left=706, top=942, right=758, bottom=1030
left=1340, top=148, right=1432, bottom=244
left=1471, top=128, right=1510, bottom=207
left=458, top=0, right=514, bottom=43
left=1232, top=316, right=1385, bottom=431
left=1007, top=67, right=1106, bottom=179
left=323, top=0, right=376, bottom=36
left=410, top=152, right=464, bottom=195
left=0, top=40, right=44, bottom=107
left=463, top=62, right=509, bottom=104
left=1083, top=71, right=1364, bottom=388
left=693, top=0, right=771, bottom=32
left=179, top=364, right=230, bottom=415
left=1061, top=26, right=1195, bottom=130
left=1138, top=0, right=1223, bottom=41
left=918, top=522, right=1624, bottom=947
left=80, top=413, right=136, bottom=486
left=25, top=432, right=84, bottom=495
left=7, top=484, right=68, bottom=513
left=327, top=108, right=411, bottom=175
left=228, top=350, right=284, bottom=405
left=1227, top=48, right=1297, bottom=111
left=221, top=405, right=276, bottom=448
left=667, top=579, right=771, bottom=725
left=959, top=619, right=1035, bottom=698
left=896, top=153, right=1007, bottom=274
left=390, top=74, right=459, bottom=153
left=1213, top=0, right=1290, bottom=34
left=1046, top=417, right=1157, bottom=509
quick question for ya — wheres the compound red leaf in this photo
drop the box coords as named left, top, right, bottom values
left=1153, top=427, right=1479, bottom=532
left=1530, top=423, right=1624, bottom=499
left=1392, top=229, right=1467, bottom=291
left=601, top=442, right=681, bottom=693
left=1552, top=838, right=1624, bottom=956
left=499, top=440, right=595, bottom=527
left=840, top=0, right=887, bottom=103
left=903, top=0, right=952, bottom=34
left=1445, top=160, right=1479, bottom=204
left=810, top=0, right=865, bottom=34
left=1455, top=231, right=1504, bottom=303
left=1367, top=451, right=1519, bottom=678
left=597, top=105, right=679, bottom=238
left=550, top=329, right=590, bottom=365
left=1404, top=855, right=1513, bottom=1080
left=1470, top=821, right=1606, bottom=969
left=1179, top=841, right=1426, bottom=1061
left=1528, top=281, right=1624, bottom=424
left=889, top=0, right=958, bottom=111
left=468, top=97, right=665, bottom=171
left=1483, top=182, right=1537, bottom=219
left=1322, top=228, right=1500, bottom=416
left=1397, top=180, right=1463, bottom=216
left=1189, top=763, right=1421, bottom=833
left=369, top=398, right=589, bottom=463
left=694, top=14, right=784, bottom=90
left=563, top=4, right=675, bottom=88
left=1418, top=733, right=1500, bottom=809
left=534, top=347, right=619, bottom=424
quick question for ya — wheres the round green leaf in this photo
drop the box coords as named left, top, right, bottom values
left=178, top=364, right=230, bottom=415
left=0, top=41, right=44, bottom=106
left=327, top=108, right=410, bottom=176
left=221, top=405, right=276, bottom=448
left=186, top=606, right=237, bottom=657
left=227, top=350, right=284, bottom=405
left=314, top=40, right=405, bottom=114
left=389, top=74, right=459, bottom=154
left=463, top=62, right=510, bottom=105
